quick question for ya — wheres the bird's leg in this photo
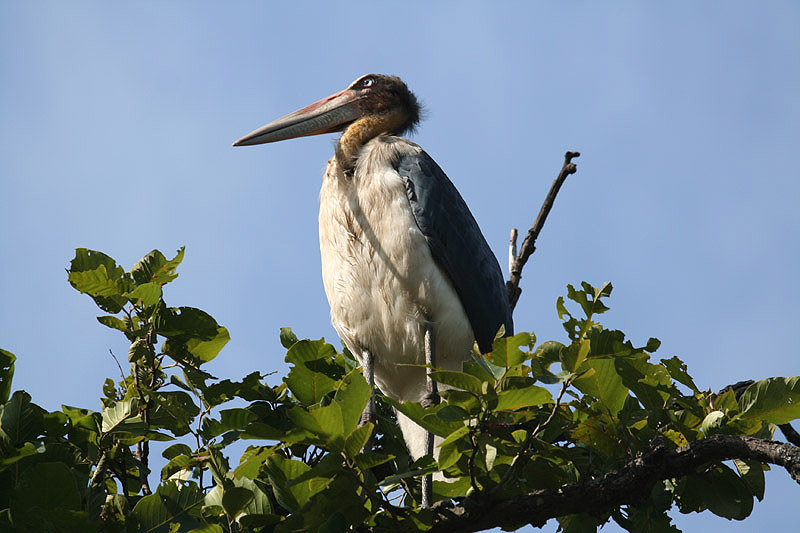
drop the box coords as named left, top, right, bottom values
left=421, top=322, right=438, bottom=509
left=359, top=349, right=377, bottom=428
left=421, top=323, right=439, bottom=409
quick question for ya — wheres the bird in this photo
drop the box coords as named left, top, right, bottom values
left=233, top=75, right=513, bottom=499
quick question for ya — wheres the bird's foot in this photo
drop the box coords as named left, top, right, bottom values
left=359, top=409, right=378, bottom=427
left=420, top=391, right=440, bottom=409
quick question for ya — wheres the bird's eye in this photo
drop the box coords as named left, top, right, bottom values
left=361, top=77, right=375, bottom=88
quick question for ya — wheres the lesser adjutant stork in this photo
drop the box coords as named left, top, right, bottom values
left=234, top=74, right=513, bottom=504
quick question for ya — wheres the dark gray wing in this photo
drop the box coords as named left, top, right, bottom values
left=394, top=147, right=513, bottom=353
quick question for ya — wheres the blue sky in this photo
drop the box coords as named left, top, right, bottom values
left=1, top=2, right=798, bottom=531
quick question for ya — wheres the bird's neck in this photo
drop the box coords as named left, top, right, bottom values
left=335, top=108, right=410, bottom=175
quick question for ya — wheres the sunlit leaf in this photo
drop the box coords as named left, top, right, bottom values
left=661, top=356, right=699, bottom=393
left=429, top=370, right=483, bottom=393
left=0, top=349, right=15, bottom=404
left=280, top=327, right=299, bottom=349
left=572, top=358, right=628, bottom=415
left=130, top=481, right=204, bottom=532
left=495, top=386, right=551, bottom=410
left=333, top=368, right=371, bottom=435
left=739, top=376, right=800, bottom=425
left=124, top=282, right=162, bottom=307
left=487, top=332, right=534, bottom=368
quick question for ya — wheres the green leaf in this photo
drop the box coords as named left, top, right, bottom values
left=233, top=446, right=275, bottom=480
left=149, top=391, right=200, bottom=437
left=436, top=405, right=471, bottom=421
left=61, top=405, right=100, bottom=433
left=68, top=265, right=126, bottom=311
left=0, top=442, right=37, bottom=470
left=345, top=424, right=373, bottom=457
left=572, top=414, right=624, bottom=457
left=185, top=327, right=230, bottom=363
left=288, top=404, right=345, bottom=450
left=124, top=282, right=163, bottom=307
left=280, top=327, right=299, bottom=349
left=188, top=525, right=223, bottom=533
left=235, top=477, right=274, bottom=523
left=9, top=461, right=90, bottom=530
left=41, top=412, right=70, bottom=441
left=0, top=390, right=45, bottom=444
left=567, top=281, right=612, bottom=318
left=101, top=399, right=141, bottom=434
left=354, top=451, right=394, bottom=470
left=158, top=307, right=220, bottom=339
left=131, top=248, right=184, bottom=286
left=264, top=455, right=321, bottom=511
left=739, top=376, right=800, bottom=425
left=128, top=337, right=152, bottom=363
left=222, top=486, right=253, bottom=518
left=661, top=356, right=699, bottom=393
left=384, top=398, right=464, bottom=437
left=241, top=422, right=292, bottom=441
left=734, top=458, right=766, bottom=502
left=162, top=454, right=194, bottom=480
left=130, top=481, right=204, bottom=532
left=678, top=464, right=754, bottom=520
left=572, top=358, right=629, bottom=415
left=438, top=424, right=470, bottom=449
left=202, top=408, right=257, bottom=439
left=441, top=389, right=481, bottom=415
left=285, top=339, right=337, bottom=365
left=487, top=332, right=534, bottom=368
left=496, top=386, right=552, bottom=410
left=0, top=349, right=16, bottom=403
left=434, top=477, right=471, bottom=499
left=285, top=363, right=338, bottom=407
left=701, top=411, right=726, bottom=435
left=333, top=368, right=371, bottom=435
left=429, top=370, right=484, bottom=393
left=461, top=360, right=496, bottom=384
left=560, top=338, right=590, bottom=373
left=163, top=443, right=193, bottom=461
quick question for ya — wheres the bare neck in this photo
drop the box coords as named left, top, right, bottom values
left=335, top=108, right=410, bottom=174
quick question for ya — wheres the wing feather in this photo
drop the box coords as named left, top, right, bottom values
left=394, top=148, right=513, bottom=352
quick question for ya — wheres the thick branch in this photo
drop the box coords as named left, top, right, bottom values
left=506, top=151, right=580, bottom=311
left=430, top=435, right=800, bottom=533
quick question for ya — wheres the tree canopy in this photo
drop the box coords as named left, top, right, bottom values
left=0, top=247, right=798, bottom=532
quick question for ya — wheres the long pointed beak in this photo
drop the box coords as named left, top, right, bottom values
left=233, top=88, right=362, bottom=146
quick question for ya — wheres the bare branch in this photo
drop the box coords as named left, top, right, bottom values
left=780, top=423, right=800, bottom=447
left=508, top=228, right=518, bottom=278
left=506, top=151, right=580, bottom=311
left=430, top=435, right=800, bottom=533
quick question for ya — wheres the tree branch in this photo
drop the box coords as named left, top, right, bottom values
left=506, top=151, right=580, bottom=311
left=429, top=435, right=800, bottom=533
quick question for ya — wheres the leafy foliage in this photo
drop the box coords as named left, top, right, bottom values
left=0, top=249, right=797, bottom=532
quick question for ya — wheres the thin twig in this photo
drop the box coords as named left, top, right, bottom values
left=108, top=349, right=126, bottom=383
left=506, top=151, right=580, bottom=311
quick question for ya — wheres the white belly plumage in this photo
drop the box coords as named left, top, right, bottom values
left=318, top=139, right=475, bottom=416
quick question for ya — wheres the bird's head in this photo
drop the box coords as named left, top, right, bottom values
left=233, top=74, right=421, bottom=147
